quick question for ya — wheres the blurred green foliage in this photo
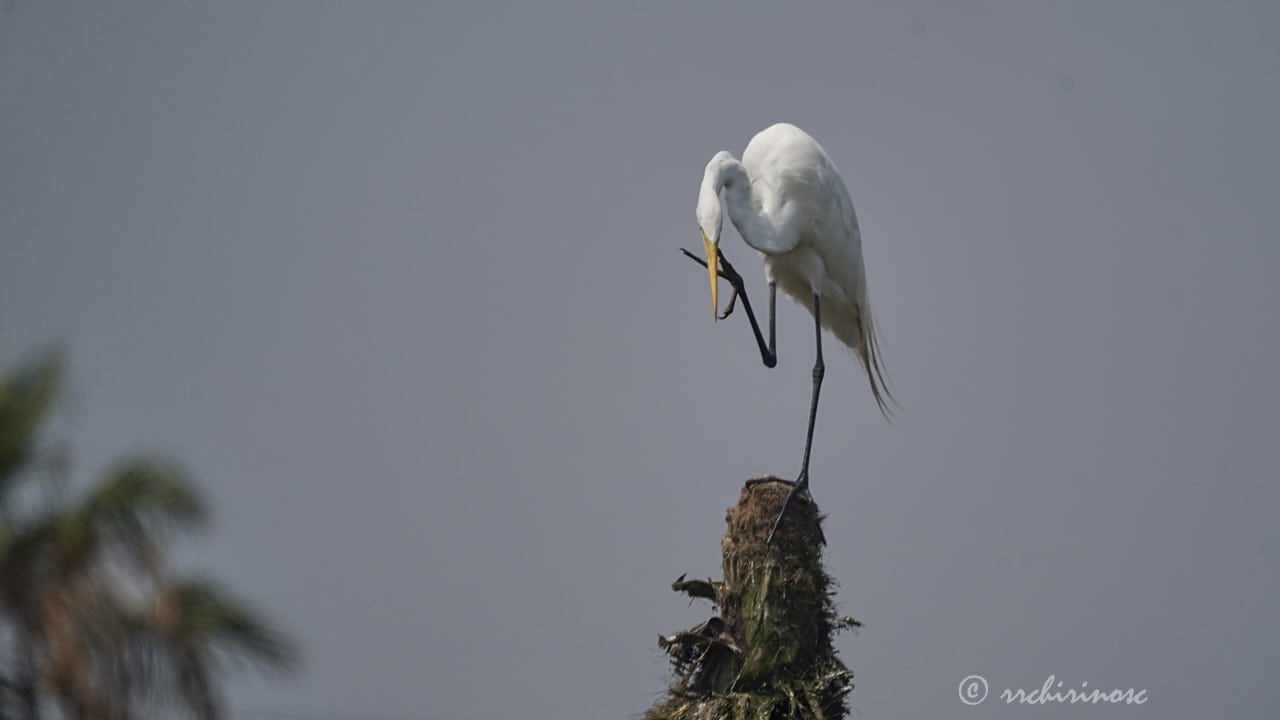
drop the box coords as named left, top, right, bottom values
left=0, top=345, right=295, bottom=720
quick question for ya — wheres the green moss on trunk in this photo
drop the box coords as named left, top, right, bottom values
left=644, top=478, right=858, bottom=720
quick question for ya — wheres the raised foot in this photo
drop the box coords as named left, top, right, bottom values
left=718, top=286, right=739, bottom=319
left=680, top=247, right=746, bottom=319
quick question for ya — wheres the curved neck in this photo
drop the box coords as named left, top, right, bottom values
left=703, top=154, right=794, bottom=255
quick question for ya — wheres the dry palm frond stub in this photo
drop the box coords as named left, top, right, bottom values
left=644, top=477, right=861, bottom=720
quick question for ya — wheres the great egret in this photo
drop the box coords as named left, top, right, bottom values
left=683, top=122, right=894, bottom=544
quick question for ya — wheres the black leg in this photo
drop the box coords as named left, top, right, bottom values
left=767, top=293, right=824, bottom=546
left=681, top=248, right=776, bottom=368
left=796, top=292, right=824, bottom=490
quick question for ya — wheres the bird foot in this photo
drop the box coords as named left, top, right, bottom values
left=680, top=247, right=747, bottom=300
left=764, top=472, right=810, bottom=547
left=718, top=286, right=739, bottom=319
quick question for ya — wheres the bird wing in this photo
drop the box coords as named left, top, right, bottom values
left=744, top=124, right=898, bottom=421
left=813, top=155, right=898, bottom=422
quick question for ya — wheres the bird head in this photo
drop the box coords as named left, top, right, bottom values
left=695, top=160, right=727, bottom=318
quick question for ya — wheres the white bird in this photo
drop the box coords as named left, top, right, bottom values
left=684, top=122, right=895, bottom=542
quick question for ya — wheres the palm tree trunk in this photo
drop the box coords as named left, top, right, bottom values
left=644, top=478, right=857, bottom=720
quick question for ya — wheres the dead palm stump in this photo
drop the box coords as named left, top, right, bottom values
left=643, top=477, right=858, bottom=720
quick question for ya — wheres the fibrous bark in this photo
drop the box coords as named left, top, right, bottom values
left=644, top=477, right=859, bottom=720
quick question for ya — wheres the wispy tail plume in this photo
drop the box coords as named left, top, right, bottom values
left=858, top=308, right=899, bottom=424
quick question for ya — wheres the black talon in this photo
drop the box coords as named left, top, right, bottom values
left=680, top=247, right=716, bottom=273
left=719, top=287, right=739, bottom=319
left=680, top=247, right=776, bottom=368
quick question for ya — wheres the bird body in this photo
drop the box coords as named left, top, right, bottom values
left=696, top=123, right=891, bottom=415
left=689, top=122, right=893, bottom=543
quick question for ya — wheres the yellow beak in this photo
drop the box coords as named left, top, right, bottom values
left=703, top=231, right=718, bottom=320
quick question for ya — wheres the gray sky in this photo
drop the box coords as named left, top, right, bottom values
left=2, top=1, right=1278, bottom=718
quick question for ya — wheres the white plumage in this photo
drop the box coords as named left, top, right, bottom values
left=695, top=122, right=893, bottom=417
